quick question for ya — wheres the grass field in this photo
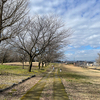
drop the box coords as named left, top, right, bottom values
left=59, top=64, right=100, bottom=100
left=1, top=62, right=39, bottom=66
left=1, top=63, right=100, bottom=100
left=0, top=62, right=50, bottom=89
left=21, top=67, right=69, bottom=100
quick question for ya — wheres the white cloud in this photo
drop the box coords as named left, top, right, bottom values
left=29, top=0, right=66, bottom=15
left=28, top=0, right=100, bottom=61
left=65, top=49, right=100, bottom=61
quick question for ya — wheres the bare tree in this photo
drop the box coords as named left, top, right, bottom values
left=0, top=0, right=28, bottom=42
left=0, top=42, right=12, bottom=64
left=8, top=15, right=70, bottom=72
left=42, top=44, right=64, bottom=66
left=35, top=44, right=61, bottom=68
left=7, top=49, right=20, bottom=62
left=36, top=53, right=46, bottom=69
left=96, top=53, right=100, bottom=65
left=16, top=48, right=28, bottom=69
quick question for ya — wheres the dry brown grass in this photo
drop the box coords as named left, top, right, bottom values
left=2, top=62, right=39, bottom=66
left=64, top=64, right=100, bottom=84
left=0, top=76, right=42, bottom=100
left=0, top=63, right=51, bottom=100
left=61, top=64, right=100, bottom=100
left=1, top=63, right=100, bottom=100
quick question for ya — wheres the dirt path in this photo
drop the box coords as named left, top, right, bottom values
left=21, top=68, right=69, bottom=100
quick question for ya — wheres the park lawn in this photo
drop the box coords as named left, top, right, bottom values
left=0, top=64, right=50, bottom=75
left=0, top=63, right=51, bottom=89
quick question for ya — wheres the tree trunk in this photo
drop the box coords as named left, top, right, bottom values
left=0, top=1, right=3, bottom=43
left=1, top=59, right=4, bottom=65
left=29, top=56, right=32, bottom=72
left=1, top=61, right=3, bottom=65
left=22, top=62, right=24, bottom=69
left=38, top=62, right=41, bottom=69
left=42, top=62, right=44, bottom=68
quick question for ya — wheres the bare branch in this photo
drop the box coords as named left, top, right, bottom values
left=0, top=0, right=28, bottom=42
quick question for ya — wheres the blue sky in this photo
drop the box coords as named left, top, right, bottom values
left=29, top=0, right=100, bottom=61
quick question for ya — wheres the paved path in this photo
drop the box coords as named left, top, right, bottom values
left=21, top=68, right=69, bottom=100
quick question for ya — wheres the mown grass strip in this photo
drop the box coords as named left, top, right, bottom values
left=21, top=79, right=46, bottom=100
left=40, top=70, right=54, bottom=100
left=54, top=69, right=69, bottom=100
left=21, top=70, right=52, bottom=100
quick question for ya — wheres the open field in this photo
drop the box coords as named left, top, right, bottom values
left=0, top=62, right=48, bottom=89
left=1, top=63, right=100, bottom=100
left=21, top=67, right=69, bottom=100
left=60, top=64, right=100, bottom=100
left=1, top=62, right=39, bottom=66
left=86, top=65, right=100, bottom=70
left=0, top=62, right=52, bottom=100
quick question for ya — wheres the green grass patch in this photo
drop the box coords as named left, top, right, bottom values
left=11, top=89, right=17, bottom=91
left=21, top=74, right=48, bottom=100
left=0, top=84, right=9, bottom=89
left=0, top=65, right=30, bottom=75
left=21, top=81, right=46, bottom=100
left=0, top=64, right=52, bottom=90
left=0, top=65, right=20, bottom=69
left=0, top=64, right=50, bottom=76
left=82, top=81, right=92, bottom=84
left=8, top=92, right=13, bottom=96
left=53, top=69, right=69, bottom=100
